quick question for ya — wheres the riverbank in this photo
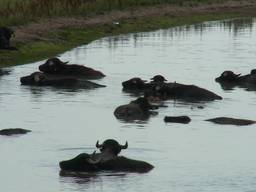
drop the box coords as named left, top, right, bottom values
left=1, top=0, right=256, bottom=67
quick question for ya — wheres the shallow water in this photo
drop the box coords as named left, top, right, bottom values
left=1, top=18, right=256, bottom=192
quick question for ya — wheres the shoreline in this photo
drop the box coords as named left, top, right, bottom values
left=1, top=1, right=256, bottom=67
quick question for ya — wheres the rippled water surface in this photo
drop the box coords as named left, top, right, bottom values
left=1, top=18, right=256, bottom=192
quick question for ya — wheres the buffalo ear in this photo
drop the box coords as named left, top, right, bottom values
left=34, top=73, right=44, bottom=82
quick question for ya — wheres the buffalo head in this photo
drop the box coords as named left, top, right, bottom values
left=20, top=72, right=46, bottom=85
left=215, top=71, right=241, bottom=82
left=39, top=58, right=67, bottom=74
left=96, top=139, right=128, bottom=156
left=131, top=97, right=154, bottom=112
left=250, top=69, right=256, bottom=75
left=122, top=77, right=147, bottom=90
left=150, top=75, right=167, bottom=83
left=20, top=71, right=80, bottom=86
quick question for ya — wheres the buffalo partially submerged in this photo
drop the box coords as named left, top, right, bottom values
left=206, top=117, right=256, bottom=126
left=114, top=97, right=158, bottom=120
left=0, top=128, right=31, bottom=136
left=122, top=75, right=222, bottom=101
left=39, top=58, right=105, bottom=79
left=156, top=82, right=222, bottom=101
left=215, top=70, right=256, bottom=90
left=164, top=116, right=191, bottom=124
left=59, top=139, right=154, bottom=173
left=122, top=77, right=149, bottom=91
left=20, top=72, right=105, bottom=88
left=0, top=27, right=17, bottom=50
left=122, top=75, right=167, bottom=91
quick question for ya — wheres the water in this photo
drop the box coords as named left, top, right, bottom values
left=1, top=18, right=256, bottom=192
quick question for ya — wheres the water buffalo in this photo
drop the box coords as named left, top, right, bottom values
left=39, top=58, right=105, bottom=79
left=215, top=70, right=256, bottom=90
left=59, top=139, right=154, bottom=173
left=114, top=97, right=158, bottom=120
left=122, top=77, right=149, bottom=91
left=164, top=116, right=191, bottom=124
left=0, top=27, right=17, bottom=50
left=206, top=117, right=256, bottom=126
left=122, top=75, right=166, bottom=91
left=156, top=82, right=222, bottom=101
left=20, top=72, right=106, bottom=88
left=122, top=75, right=222, bottom=101
left=0, top=128, right=31, bottom=136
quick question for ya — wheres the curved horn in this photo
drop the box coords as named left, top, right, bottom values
left=95, top=140, right=102, bottom=148
left=120, top=141, right=128, bottom=149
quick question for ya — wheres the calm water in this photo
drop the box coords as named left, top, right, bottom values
left=1, top=18, right=256, bottom=192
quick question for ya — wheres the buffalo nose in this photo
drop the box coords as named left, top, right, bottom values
left=38, top=64, right=43, bottom=72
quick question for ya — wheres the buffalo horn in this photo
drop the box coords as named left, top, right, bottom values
left=120, top=141, right=128, bottom=149
left=95, top=140, right=102, bottom=148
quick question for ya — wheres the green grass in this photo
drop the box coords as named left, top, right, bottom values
left=0, top=0, right=238, bottom=26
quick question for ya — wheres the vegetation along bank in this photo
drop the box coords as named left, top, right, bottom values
left=1, top=0, right=256, bottom=67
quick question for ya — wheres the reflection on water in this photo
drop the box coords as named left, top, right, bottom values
left=1, top=18, right=256, bottom=192
left=97, top=17, right=255, bottom=48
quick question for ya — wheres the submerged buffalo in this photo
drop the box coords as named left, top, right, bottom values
left=122, top=75, right=167, bottom=91
left=123, top=75, right=222, bottom=101
left=0, top=128, right=31, bottom=136
left=122, top=77, right=149, bottom=91
left=20, top=72, right=105, bottom=88
left=156, top=82, right=222, bottom=101
left=164, top=116, right=191, bottom=124
left=206, top=117, right=256, bottom=126
left=39, top=58, right=105, bottom=79
left=114, top=97, right=158, bottom=120
left=59, top=139, right=154, bottom=173
left=215, top=70, right=256, bottom=90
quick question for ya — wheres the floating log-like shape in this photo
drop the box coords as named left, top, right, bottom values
left=206, top=117, right=256, bottom=126
left=164, top=116, right=191, bottom=124
left=0, top=128, right=31, bottom=136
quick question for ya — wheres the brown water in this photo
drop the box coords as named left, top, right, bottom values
left=1, top=18, right=256, bottom=192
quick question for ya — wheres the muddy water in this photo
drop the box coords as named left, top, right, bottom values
left=1, top=18, right=256, bottom=192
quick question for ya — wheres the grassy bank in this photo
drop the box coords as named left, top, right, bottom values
left=0, top=0, right=255, bottom=67
left=0, top=0, right=234, bottom=26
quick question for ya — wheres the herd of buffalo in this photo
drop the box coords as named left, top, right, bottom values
left=0, top=27, right=256, bottom=174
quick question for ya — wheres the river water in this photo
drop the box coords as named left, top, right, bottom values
left=1, top=18, right=256, bottom=192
